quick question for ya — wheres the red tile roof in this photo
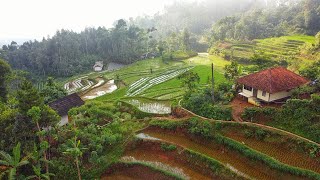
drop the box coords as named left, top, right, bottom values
left=237, top=67, right=309, bottom=93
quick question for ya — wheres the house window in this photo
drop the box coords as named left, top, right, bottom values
left=244, top=85, right=252, bottom=91
left=262, top=91, right=266, bottom=97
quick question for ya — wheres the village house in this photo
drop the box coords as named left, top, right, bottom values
left=93, top=61, right=104, bottom=72
left=237, top=67, right=309, bottom=106
left=49, top=93, right=84, bottom=126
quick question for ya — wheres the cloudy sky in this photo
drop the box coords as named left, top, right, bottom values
left=0, top=0, right=199, bottom=41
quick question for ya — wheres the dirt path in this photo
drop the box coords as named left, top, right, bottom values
left=230, top=96, right=254, bottom=121
left=143, top=129, right=302, bottom=180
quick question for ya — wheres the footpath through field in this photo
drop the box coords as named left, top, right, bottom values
left=178, top=100, right=320, bottom=147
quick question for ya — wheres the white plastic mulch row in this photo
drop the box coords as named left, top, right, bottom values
left=64, top=78, right=94, bottom=94
left=126, top=67, right=193, bottom=97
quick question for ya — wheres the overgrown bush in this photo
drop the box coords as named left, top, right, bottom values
left=162, top=50, right=197, bottom=61
left=161, top=143, right=177, bottom=151
left=149, top=120, right=182, bottom=130
left=182, top=90, right=232, bottom=120
left=242, top=107, right=277, bottom=122
left=187, top=118, right=213, bottom=138
left=272, top=96, right=320, bottom=143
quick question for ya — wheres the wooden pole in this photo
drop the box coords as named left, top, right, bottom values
left=212, top=63, right=215, bottom=103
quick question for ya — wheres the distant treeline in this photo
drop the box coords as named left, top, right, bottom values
left=0, top=20, right=147, bottom=78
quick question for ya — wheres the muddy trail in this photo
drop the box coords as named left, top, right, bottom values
left=124, top=140, right=233, bottom=180
left=142, top=128, right=307, bottom=180
left=221, top=126, right=320, bottom=174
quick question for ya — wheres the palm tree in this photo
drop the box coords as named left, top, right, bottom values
left=0, top=143, right=29, bottom=180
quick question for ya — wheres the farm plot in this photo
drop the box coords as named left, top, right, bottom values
left=124, top=98, right=172, bottom=114
left=82, top=79, right=118, bottom=100
left=219, top=125, right=320, bottom=173
left=64, top=76, right=94, bottom=94
left=142, top=128, right=305, bottom=180
left=126, top=67, right=193, bottom=97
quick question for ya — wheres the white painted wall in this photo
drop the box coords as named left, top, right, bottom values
left=242, top=85, right=253, bottom=96
left=257, top=90, right=270, bottom=102
left=58, top=115, right=69, bottom=126
left=269, top=91, right=292, bottom=102
left=94, top=66, right=103, bottom=71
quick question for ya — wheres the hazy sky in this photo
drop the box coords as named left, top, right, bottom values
left=0, top=0, right=199, bottom=40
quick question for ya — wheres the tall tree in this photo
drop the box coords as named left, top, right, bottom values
left=178, top=71, right=200, bottom=92
left=16, top=80, right=43, bottom=114
left=0, top=59, right=11, bottom=102
left=181, top=28, right=191, bottom=51
left=40, top=77, right=67, bottom=104
left=224, top=61, right=241, bottom=81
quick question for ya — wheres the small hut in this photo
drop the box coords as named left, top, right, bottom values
left=49, top=93, right=84, bottom=126
left=93, top=61, right=104, bottom=72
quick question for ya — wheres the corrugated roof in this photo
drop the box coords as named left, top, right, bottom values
left=237, top=67, right=309, bottom=93
left=49, top=93, right=84, bottom=116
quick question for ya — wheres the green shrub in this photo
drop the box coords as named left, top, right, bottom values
left=161, top=143, right=177, bottom=151
left=149, top=120, right=182, bottom=130
left=242, top=107, right=277, bottom=122
left=244, top=129, right=254, bottom=138
left=187, top=118, right=213, bottom=138
left=255, top=129, right=268, bottom=140
left=162, top=50, right=197, bottom=61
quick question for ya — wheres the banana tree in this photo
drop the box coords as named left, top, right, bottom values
left=28, top=144, right=54, bottom=180
left=63, top=138, right=85, bottom=180
left=0, top=143, right=29, bottom=180
left=27, top=106, right=49, bottom=174
left=26, top=164, right=54, bottom=180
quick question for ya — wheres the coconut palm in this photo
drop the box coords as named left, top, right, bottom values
left=0, top=143, right=29, bottom=180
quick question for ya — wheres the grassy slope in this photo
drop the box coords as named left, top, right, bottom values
left=216, top=35, right=315, bottom=71
left=139, top=55, right=228, bottom=100
left=95, top=55, right=228, bottom=101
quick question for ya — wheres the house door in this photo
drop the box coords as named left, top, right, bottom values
left=253, top=89, right=258, bottom=97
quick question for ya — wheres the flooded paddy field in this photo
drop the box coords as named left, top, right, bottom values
left=122, top=97, right=172, bottom=114
left=82, top=79, right=117, bottom=100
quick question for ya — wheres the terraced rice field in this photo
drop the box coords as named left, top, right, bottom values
left=224, top=35, right=315, bottom=63
left=123, top=140, right=225, bottom=180
left=219, top=126, right=320, bottom=173
left=126, top=67, right=193, bottom=97
left=141, top=128, right=309, bottom=180
left=64, top=76, right=94, bottom=94
left=123, top=98, right=172, bottom=114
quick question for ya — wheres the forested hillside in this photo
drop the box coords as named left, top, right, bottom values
left=1, top=0, right=319, bottom=80
left=209, top=0, right=320, bottom=42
